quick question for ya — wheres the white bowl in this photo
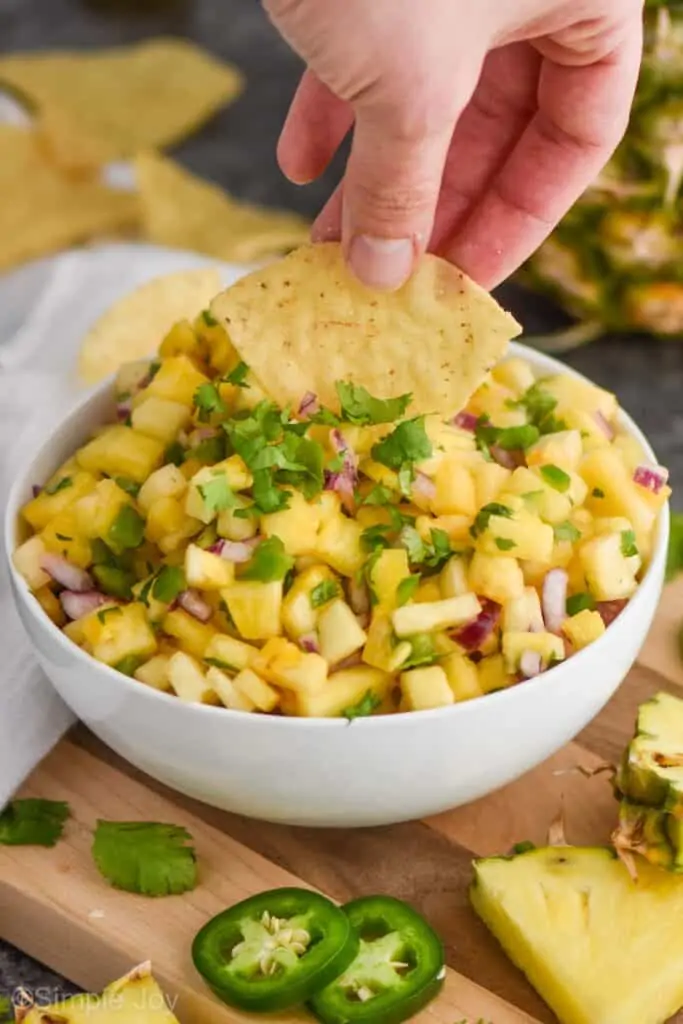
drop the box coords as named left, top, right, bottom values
left=5, top=343, right=669, bottom=828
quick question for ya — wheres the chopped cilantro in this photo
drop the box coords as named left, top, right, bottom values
left=204, top=657, right=238, bottom=671
left=342, top=690, right=381, bottom=720
left=198, top=474, right=236, bottom=514
left=471, top=502, right=513, bottom=538
left=309, top=406, right=341, bottom=426
left=275, top=435, right=325, bottom=498
left=201, top=308, right=219, bottom=327
left=396, top=575, right=421, bottom=606
left=362, top=546, right=384, bottom=605
left=224, top=360, right=250, bottom=388
left=44, top=476, right=72, bottom=496
left=397, top=464, right=415, bottom=497
left=0, top=798, right=69, bottom=847
left=241, top=537, right=294, bottom=582
left=621, top=529, right=639, bottom=558
left=424, top=528, right=453, bottom=569
left=515, top=382, right=559, bottom=429
left=495, top=537, right=517, bottom=551
left=113, top=655, right=143, bottom=677
left=92, top=820, right=197, bottom=896
left=592, top=487, right=605, bottom=498
left=401, top=633, right=439, bottom=669
left=566, top=592, right=595, bottom=616
left=310, top=580, right=339, bottom=609
left=361, top=524, right=392, bottom=553
left=554, top=521, right=581, bottom=543
left=336, top=381, right=412, bottom=425
left=114, top=476, right=141, bottom=498
left=164, top=441, right=186, bottom=466
left=194, top=382, right=226, bottom=422
left=107, top=505, right=145, bottom=552
left=152, top=565, right=186, bottom=604
left=371, top=417, right=432, bottom=470
left=540, top=465, right=571, bottom=492
left=327, top=452, right=345, bottom=473
left=400, top=525, right=426, bottom=564
left=251, top=468, right=290, bottom=514
left=362, top=484, right=395, bottom=506
left=97, top=605, right=123, bottom=624
left=189, top=434, right=227, bottom=465
left=666, top=512, right=683, bottom=581
left=94, top=565, right=134, bottom=599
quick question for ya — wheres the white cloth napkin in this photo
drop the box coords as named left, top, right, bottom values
left=0, top=243, right=244, bottom=803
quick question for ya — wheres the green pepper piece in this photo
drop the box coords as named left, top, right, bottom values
left=309, top=896, right=445, bottom=1024
left=107, top=505, right=145, bottom=554
left=93, top=564, right=135, bottom=600
left=192, top=887, right=359, bottom=1013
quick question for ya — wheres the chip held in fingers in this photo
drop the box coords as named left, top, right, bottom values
left=210, top=242, right=522, bottom=417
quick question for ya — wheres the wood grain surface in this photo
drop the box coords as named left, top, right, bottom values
left=2, top=578, right=682, bottom=1024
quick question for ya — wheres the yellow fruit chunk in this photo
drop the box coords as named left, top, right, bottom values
left=478, top=653, right=516, bottom=693
left=401, top=665, right=454, bottom=710
left=253, top=637, right=328, bottom=694
left=261, top=490, right=322, bottom=557
left=362, top=613, right=411, bottom=673
left=581, top=448, right=657, bottom=554
left=145, top=497, right=202, bottom=554
left=430, top=458, right=476, bottom=517
left=137, top=464, right=187, bottom=514
left=294, top=666, right=393, bottom=718
left=206, top=666, right=255, bottom=711
left=442, top=653, right=483, bottom=702
left=77, top=425, right=164, bottom=483
left=222, top=580, right=283, bottom=640
left=131, top=396, right=191, bottom=444
left=315, top=513, right=365, bottom=577
left=184, top=543, right=234, bottom=589
left=204, top=632, right=258, bottom=672
left=22, top=470, right=98, bottom=530
left=162, top=608, right=216, bottom=658
left=12, top=535, right=51, bottom=591
left=185, top=457, right=253, bottom=524
left=41, top=511, right=92, bottom=568
left=73, top=478, right=131, bottom=540
left=168, top=651, right=219, bottom=704
left=281, top=564, right=338, bottom=639
left=369, top=548, right=411, bottom=611
left=158, top=319, right=202, bottom=360
left=469, top=551, right=525, bottom=603
left=318, top=600, right=367, bottom=665
left=502, top=631, right=565, bottom=673
left=562, top=609, right=606, bottom=650
left=502, top=587, right=544, bottom=633
left=579, top=532, right=639, bottom=601
left=472, top=462, right=511, bottom=509
left=477, top=507, right=554, bottom=564
left=526, top=430, right=582, bottom=472
left=392, top=593, right=481, bottom=637
left=439, top=556, right=470, bottom=599
left=142, top=354, right=209, bottom=407
left=134, top=654, right=172, bottom=691
left=233, top=668, right=279, bottom=712
left=83, top=603, right=157, bottom=667
left=491, top=356, right=536, bottom=394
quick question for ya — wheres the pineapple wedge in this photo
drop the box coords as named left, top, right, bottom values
left=471, top=845, right=683, bottom=1024
left=16, top=963, right=179, bottom=1024
left=615, top=691, right=683, bottom=813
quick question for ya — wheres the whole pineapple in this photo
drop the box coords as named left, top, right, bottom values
left=519, top=0, right=683, bottom=344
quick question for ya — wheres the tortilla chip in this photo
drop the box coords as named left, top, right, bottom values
left=0, top=39, right=242, bottom=171
left=135, top=151, right=310, bottom=263
left=0, top=125, right=139, bottom=273
left=210, top=242, right=522, bottom=417
left=78, top=267, right=223, bottom=384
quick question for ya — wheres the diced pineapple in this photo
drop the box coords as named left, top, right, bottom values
left=233, top=668, right=279, bottom=712
left=318, top=600, right=367, bottom=665
left=430, top=458, right=476, bottom=517
left=281, top=564, right=338, bottom=638
left=115, top=358, right=152, bottom=397
left=543, top=374, right=617, bottom=423
left=581, top=448, right=657, bottom=557
left=134, top=654, right=172, bottom=691
left=416, top=514, right=472, bottom=544
left=197, top=319, right=237, bottom=376
left=477, top=507, right=554, bottom=564
left=562, top=609, right=606, bottom=651
left=253, top=637, right=328, bottom=693
left=41, top=512, right=92, bottom=568
left=206, top=666, right=255, bottom=711
left=12, top=535, right=51, bottom=590
left=185, top=457, right=253, bottom=524
left=440, top=555, right=470, bottom=598
left=137, top=464, right=187, bottom=514
left=82, top=603, right=157, bottom=667
left=168, top=651, right=219, bottom=704
left=468, top=380, right=527, bottom=428
left=502, top=587, right=544, bottom=633
left=472, top=462, right=512, bottom=509
left=142, top=354, right=209, bottom=407
left=414, top=579, right=442, bottom=603
left=217, top=497, right=259, bottom=541
left=478, top=653, right=516, bottom=693
left=184, top=544, right=234, bottom=589
left=131, top=397, right=191, bottom=445
left=222, top=580, right=283, bottom=640
left=22, top=471, right=98, bottom=531
left=491, top=357, right=536, bottom=394
left=613, top=433, right=647, bottom=473
left=505, top=468, right=572, bottom=526
left=33, top=585, right=65, bottom=626
left=131, top=575, right=168, bottom=623
left=158, top=319, right=202, bottom=360
left=261, top=490, right=323, bottom=556
left=145, top=497, right=202, bottom=554
left=392, top=593, right=481, bottom=637
left=526, top=430, right=583, bottom=472
left=74, top=478, right=131, bottom=540
left=362, top=613, right=411, bottom=673
left=204, top=632, right=258, bottom=672
left=162, top=608, right=216, bottom=658
left=401, top=665, right=454, bottom=710
left=77, top=425, right=164, bottom=483
left=360, top=457, right=401, bottom=492
left=315, top=514, right=365, bottom=576
left=369, top=549, right=411, bottom=611
left=579, top=532, right=639, bottom=601
left=502, top=631, right=565, bottom=673
left=294, top=666, right=393, bottom=718
left=422, top=415, right=478, bottom=462
left=563, top=407, right=611, bottom=450
left=469, top=551, right=525, bottom=603
left=442, top=653, right=483, bottom=702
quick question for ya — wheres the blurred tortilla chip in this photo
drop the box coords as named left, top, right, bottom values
left=210, top=242, right=522, bottom=417
left=135, top=151, right=310, bottom=263
left=0, top=38, right=242, bottom=171
left=0, top=125, right=139, bottom=272
left=78, top=266, right=223, bottom=384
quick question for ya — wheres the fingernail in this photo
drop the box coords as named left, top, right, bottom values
left=348, top=235, right=414, bottom=290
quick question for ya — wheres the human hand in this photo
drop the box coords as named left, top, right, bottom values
left=264, top=0, right=643, bottom=290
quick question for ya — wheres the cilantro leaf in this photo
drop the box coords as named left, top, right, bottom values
left=362, top=484, right=395, bottom=506
left=471, top=503, right=513, bottom=538
left=424, top=528, right=452, bottom=569
left=396, top=575, right=421, bottom=606
left=164, top=440, right=186, bottom=466
left=107, top=505, right=145, bottom=553
left=194, top=382, right=227, bottom=422
left=666, top=513, right=683, bottom=581
left=44, top=476, right=72, bottom=496
left=114, top=655, right=144, bottom=677
left=114, top=476, right=141, bottom=498
left=0, top=799, right=69, bottom=847
left=241, top=537, right=294, bottom=582
left=515, top=382, right=559, bottom=430
left=224, top=360, right=250, bottom=388
left=371, top=417, right=432, bottom=470
left=511, top=840, right=537, bottom=855
left=621, top=529, right=639, bottom=558
left=252, top=468, right=290, bottom=514
left=397, top=464, right=415, bottom=497
left=361, top=524, right=392, bottom=553
left=400, top=525, right=426, bottom=564
left=309, top=406, right=341, bottom=426
left=566, top=592, right=595, bottom=616
left=92, top=820, right=197, bottom=896
left=540, top=465, right=571, bottom=492
left=401, top=633, right=439, bottom=669
left=497, top=424, right=540, bottom=451
left=198, top=474, right=236, bottom=515
left=152, top=565, right=186, bottom=604
left=342, top=690, right=381, bottom=720
left=275, top=435, right=325, bottom=498
left=495, top=537, right=517, bottom=551
left=310, top=580, right=339, bottom=609
left=201, top=308, right=219, bottom=327
left=336, top=381, right=412, bottom=425
left=554, top=521, right=581, bottom=543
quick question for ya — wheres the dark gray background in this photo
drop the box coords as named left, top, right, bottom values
left=1, top=0, right=681, bottom=1001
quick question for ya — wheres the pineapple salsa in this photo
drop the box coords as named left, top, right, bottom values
left=12, top=311, right=670, bottom=719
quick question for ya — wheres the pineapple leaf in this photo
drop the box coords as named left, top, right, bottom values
left=0, top=798, right=70, bottom=847
left=92, top=820, right=197, bottom=896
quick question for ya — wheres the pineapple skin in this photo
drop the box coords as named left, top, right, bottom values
left=470, top=845, right=683, bottom=1024
left=519, top=1, right=683, bottom=340
left=615, top=691, right=683, bottom=813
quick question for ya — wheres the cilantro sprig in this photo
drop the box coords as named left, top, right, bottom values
left=621, top=529, right=639, bottom=558
left=0, top=799, right=70, bottom=847
left=342, top=690, right=381, bottom=720
left=92, top=820, right=197, bottom=896
left=310, top=580, right=339, bottom=609
left=199, top=473, right=236, bottom=515
left=470, top=503, right=513, bottom=539
left=241, top=537, right=294, bottom=582
left=336, top=382, right=412, bottom=425
left=194, top=382, right=227, bottom=422
left=371, top=417, right=432, bottom=470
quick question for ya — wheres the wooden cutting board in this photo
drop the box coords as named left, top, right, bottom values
left=2, top=578, right=683, bottom=1024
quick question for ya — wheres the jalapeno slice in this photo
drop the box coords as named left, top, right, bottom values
left=192, top=887, right=359, bottom=1013
left=309, top=895, right=445, bottom=1024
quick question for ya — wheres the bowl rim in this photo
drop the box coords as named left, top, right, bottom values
left=5, top=340, right=670, bottom=731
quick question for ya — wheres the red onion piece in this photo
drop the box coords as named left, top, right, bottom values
left=347, top=577, right=370, bottom=616
left=299, top=632, right=320, bottom=654
left=41, top=553, right=93, bottom=593
left=452, top=599, right=501, bottom=651
left=325, top=432, right=358, bottom=513
left=452, top=411, right=478, bottom=432
left=490, top=445, right=526, bottom=470
left=298, top=391, right=319, bottom=417
left=520, top=650, right=543, bottom=678
left=633, top=464, right=669, bottom=495
left=594, top=411, right=615, bottom=440
left=32, top=485, right=42, bottom=498
left=210, top=538, right=259, bottom=563
left=178, top=589, right=213, bottom=622
left=60, top=590, right=108, bottom=620
left=116, top=399, right=132, bottom=422
left=355, top=612, right=371, bottom=631
left=412, top=471, right=436, bottom=501
left=597, top=599, right=627, bottom=627
left=542, top=569, right=568, bottom=633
